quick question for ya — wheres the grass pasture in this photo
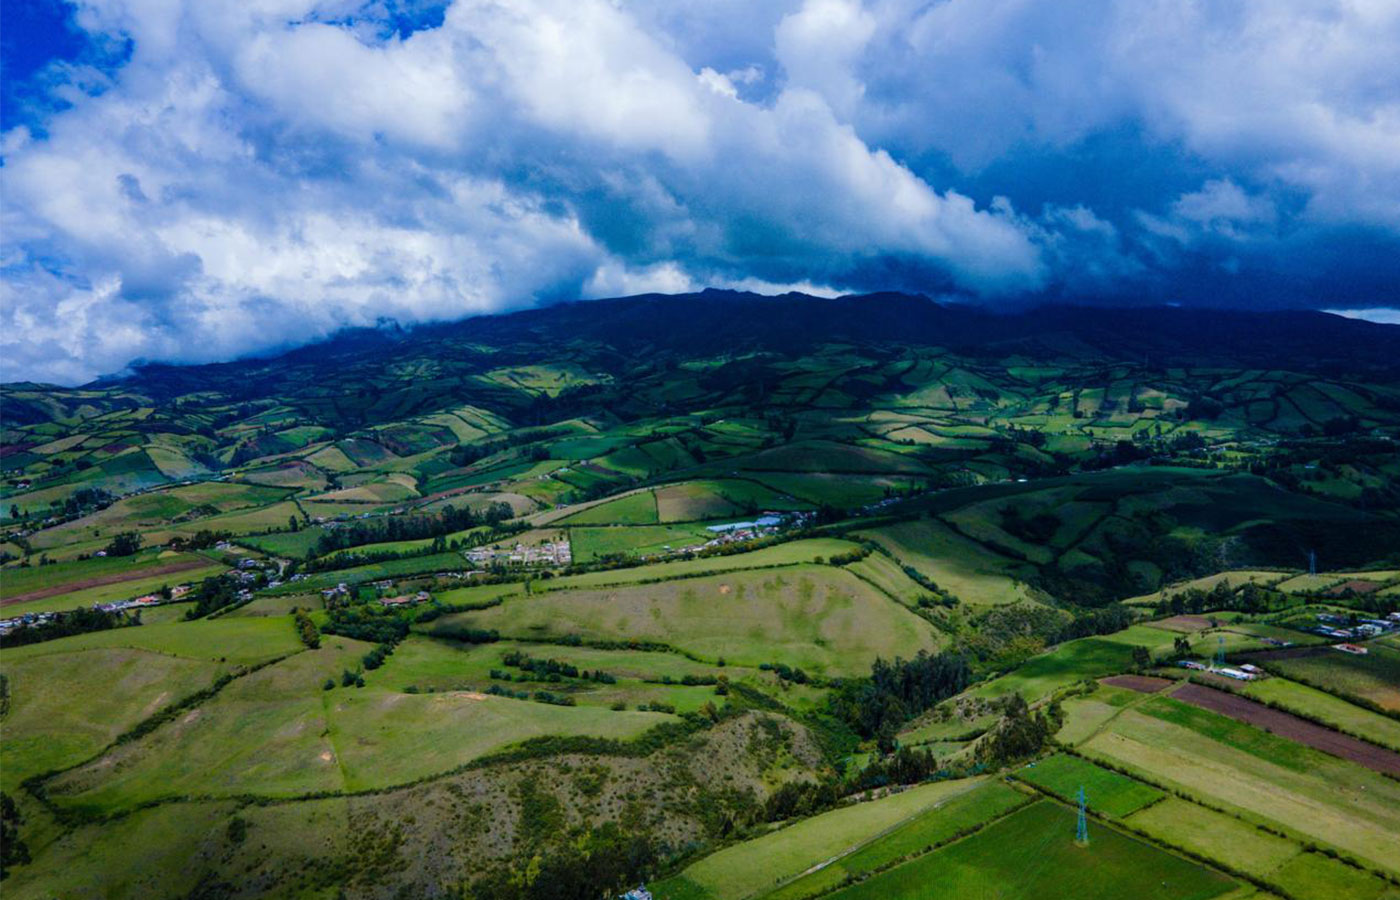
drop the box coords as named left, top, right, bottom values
left=654, top=778, right=991, bottom=900
left=760, top=780, right=1030, bottom=900
left=555, top=489, right=658, bottom=525
left=428, top=565, right=940, bottom=675
left=822, top=800, right=1234, bottom=900
left=1079, top=701, right=1400, bottom=874
left=1014, top=754, right=1164, bottom=817
left=0, top=647, right=229, bottom=790
left=857, top=518, right=1036, bottom=607
left=1257, top=645, right=1400, bottom=712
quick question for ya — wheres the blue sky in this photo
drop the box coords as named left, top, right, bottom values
left=2, top=0, right=1399, bottom=383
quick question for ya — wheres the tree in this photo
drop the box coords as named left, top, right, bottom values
left=1173, top=635, right=1192, bottom=658
left=1131, top=645, right=1153, bottom=670
left=104, top=531, right=143, bottom=557
left=288, top=515, right=300, bottom=533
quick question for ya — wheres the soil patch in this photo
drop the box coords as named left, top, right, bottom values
left=1149, top=615, right=1214, bottom=633
left=1101, top=674, right=1173, bottom=693
left=1171, top=682, right=1400, bottom=776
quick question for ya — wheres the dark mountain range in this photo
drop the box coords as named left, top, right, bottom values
left=85, top=291, right=1400, bottom=401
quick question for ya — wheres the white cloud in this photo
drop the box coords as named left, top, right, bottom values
left=3, top=0, right=1399, bottom=383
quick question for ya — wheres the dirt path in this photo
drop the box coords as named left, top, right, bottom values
left=1170, top=682, right=1400, bottom=777
left=1, top=557, right=214, bottom=607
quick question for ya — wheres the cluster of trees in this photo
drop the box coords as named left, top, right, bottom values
left=467, top=823, right=657, bottom=900
left=103, top=531, right=143, bottom=557
left=310, top=502, right=515, bottom=558
left=1, top=606, right=137, bottom=648
left=433, top=624, right=501, bottom=644
left=1154, top=580, right=1270, bottom=616
left=976, top=694, right=1057, bottom=764
left=184, top=576, right=243, bottom=619
left=293, top=610, right=320, bottom=649
left=166, top=529, right=229, bottom=551
left=496, top=651, right=616, bottom=684
left=320, top=605, right=411, bottom=644
left=1, top=792, right=29, bottom=878
left=999, top=506, right=1061, bottom=544
left=361, top=643, right=394, bottom=670
left=828, top=651, right=971, bottom=751
left=484, top=684, right=578, bottom=706
left=759, top=662, right=812, bottom=684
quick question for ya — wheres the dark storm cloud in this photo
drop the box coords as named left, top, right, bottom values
left=2, top=0, right=1397, bottom=383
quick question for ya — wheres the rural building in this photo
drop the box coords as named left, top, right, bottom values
left=1334, top=643, right=1369, bottom=655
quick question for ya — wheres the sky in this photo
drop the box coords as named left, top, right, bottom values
left=2, top=0, right=1399, bottom=384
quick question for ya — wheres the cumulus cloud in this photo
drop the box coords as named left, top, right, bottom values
left=2, top=0, right=1398, bottom=383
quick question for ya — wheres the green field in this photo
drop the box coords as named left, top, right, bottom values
left=654, top=779, right=993, bottom=900
left=857, top=518, right=1036, bottom=607
left=760, top=780, right=1031, bottom=900
left=1079, top=701, right=1400, bottom=873
left=42, top=642, right=672, bottom=812
left=822, top=800, right=1234, bottom=900
left=569, top=523, right=715, bottom=561
left=0, top=647, right=230, bottom=789
left=556, top=490, right=658, bottom=525
left=1260, top=646, right=1400, bottom=712
left=1014, top=754, right=1164, bottom=817
left=428, top=565, right=941, bottom=675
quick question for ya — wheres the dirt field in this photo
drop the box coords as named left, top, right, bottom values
left=1327, top=579, right=1383, bottom=596
left=1, top=558, right=214, bottom=608
left=1102, top=675, right=1173, bottom=693
left=1149, top=615, right=1214, bottom=633
left=1171, top=683, right=1400, bottom=776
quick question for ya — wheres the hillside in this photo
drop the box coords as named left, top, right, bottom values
left=2, top=294, right=1399, bottom=898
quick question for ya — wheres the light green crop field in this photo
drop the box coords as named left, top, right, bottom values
left=0, top=647, right=230, bottom=790
left=42, top=641, right=673, bottom=812
left=556, top=490, right=658, bottom=525
left=325, top=689, right=671, bottom=791
left=1079, top=703, right=1400, bottom=874
left=969, top=637, right=1143, bottom=703
left=1270, top=851, right=1400, bottom=900
left=1, top=562, right=230, bottom=617
left=760, top=780, right=1031, bottom=900
left=1014, top=754, right=1164, bottom=818
left=844, top=552, right=929, bottom=606
left=1124, top=798, right=1301, bottom=881
left=1242, top=677, right=1400, bottom=751
left=544, top=538, right=863, bottom=589
left=381, top=636, right=742, bottom=690
left=822, top=800, right=1235, bottom=900
left=654, top=482, right=743, bottom=522
left=856, top=518, right=1036, bottom=607
left=428, top=565, right=941, bottom=675
left=654, top=778, right=991, bottom=900
left=0, top=615, right=304, bottom=665
left=1260, top=646, right=1400, bottom=712
left=569, top=523, right=716, bottom=561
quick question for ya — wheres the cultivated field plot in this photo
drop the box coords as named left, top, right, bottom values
left=822, top=800, right=1235, bottom=900
left=1014, top=754, right=1164, bottom=817
left=759, top=781, right=1032, bottom=900
left=40, top=642, right=672, bottom=813
left=1242, top=677, right=1400, bottom=751
left=856, top=518, right=1036, bottom=607
left=1252, top=644, right=1400, bottom=711
left=654, top=779, right=993, bottom=900
left=1169, top=682, right=1400, bottom=776
left=1079, top=698, right=1400, bottom=874
left=429, top=566, right=939, bottom=675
